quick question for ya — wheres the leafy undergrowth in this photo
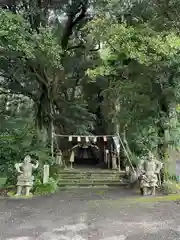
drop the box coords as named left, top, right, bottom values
left=2, top=178, right=59, bottom=198
left=161, top=180, right=180, bottom=195
left=0, top=178, right=7, bottom=187
left=0, top=185, right=15, bottom=197
left=33, top=177, right=58, bottom=196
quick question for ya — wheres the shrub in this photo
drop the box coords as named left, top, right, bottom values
left=169, top=174, right=180, bottom=182
left=49, top=163, right=63, bottom=180
left=33, top=177, right=58, bottom=196
left=0, top=122, right=52, bottom=187
left=4, top=163, right=18, bottom=187
left=161, top=180, right=180, bottom=195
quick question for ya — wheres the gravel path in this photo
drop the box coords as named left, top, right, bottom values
left=0, top=188, right=179, bottom=240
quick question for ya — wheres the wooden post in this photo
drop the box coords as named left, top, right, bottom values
left=116, top=124, right=121, bottom=172
left=117, top=156, right=120, bottom=172
left=107, top=150, right=110, bottom=169
left=50, top=103, right=54, bottom=158
left=51, top=121, right=54, bottom=158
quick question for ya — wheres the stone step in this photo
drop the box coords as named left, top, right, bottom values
left=58, top=173, right=126, bottom=177
left=58, top=170, right=126, bottom=174
left=59, top=175, right=121, bottom=179
left=58, top=179, right=128, bottom=184
left=59, top=179, right=123, bottom=183
left=58, top=181, right=128, bottom=186
left=58, top=172, right=125, bottom=175
left=59, top=178, right=121, bottom=182
left=58, top=176, right=124, bottom=180
left=58, top=176, right=125, bottom=179
left=58, top=186, right=114, bottom=189
left=56, top=169, right=128, bottom=187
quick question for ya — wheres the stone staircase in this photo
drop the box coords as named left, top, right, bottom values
left=57, top=169, right=129, bottom=188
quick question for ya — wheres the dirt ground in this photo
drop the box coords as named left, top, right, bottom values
left=0, top=188, right=180, bottom=240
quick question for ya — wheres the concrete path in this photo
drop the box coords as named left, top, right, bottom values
left=0, top=188, right=180, bottom=240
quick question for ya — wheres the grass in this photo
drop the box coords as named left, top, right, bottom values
left=7, top=191, right=33, bottom=199
left=90, top=193, right=180, bottom=207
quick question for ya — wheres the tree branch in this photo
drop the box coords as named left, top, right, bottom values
left=61, top=0, right=88, bottom=49
left=66, top=44, right=85, bottom=51
left=0, top=81, right=38, bottom=102
left=66, top=41, right=100, bottom=52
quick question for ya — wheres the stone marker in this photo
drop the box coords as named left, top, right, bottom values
left=43, top=164, right=50, bottom=184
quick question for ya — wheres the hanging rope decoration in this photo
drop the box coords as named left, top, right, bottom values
left=54, top=134, right=114, bottom=142
left=103, top=136, right=107, bottom=142
left=68, top=136, right=72, bottom=142
left=52, top=133, right=135, bottom=173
